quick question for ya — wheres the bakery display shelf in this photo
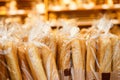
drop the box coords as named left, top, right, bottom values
left=78, top=19, right=120, bottom=26
left=0, top=0, right=10, bottom=2
left=48, top=4, right=120, bottom=13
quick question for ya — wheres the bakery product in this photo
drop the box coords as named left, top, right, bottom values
left=40, top=46, right=60, bottom=80
left=0, top=43, right=9, bottom=80
left=17, top=43, right=33, bottom=80
left=26, top=43, right=47, bottom=80
left=3, top=41, right=22, bottom=80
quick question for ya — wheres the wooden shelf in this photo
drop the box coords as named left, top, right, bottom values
left=0, top=10, right=29, bottom=17
left=77, top=19, right=120, bottom=26
left=0, top=0, right=10, bottom=2
left=48, top=5, right=120, bottom=13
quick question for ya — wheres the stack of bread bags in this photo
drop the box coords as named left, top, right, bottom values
left=1, top=23, right=35, bottom=80
left=0, top=23, right=23, bottom=80
left=28, top=21, right=59, bottom=80
left=57, top=21, right=85, bottom=80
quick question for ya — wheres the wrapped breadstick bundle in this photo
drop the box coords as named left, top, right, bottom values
left=71, top=39, right=85, bottom=80
left=43, top=33, right=57, bottom=59
left=97, top=35, right=112, bottom=80
left=40, top=45, right=60, bottom=80
left=29, top=21, right=57, bottom=59
left=17, top=43, right=33, bottom=80
left=58, top=26, right=80, bottom=80
left=109, top=35, right=120, bottom=71
left=26, top=43, right=47, bottom=80
left=59, top=42, right=71, bottom=80
left=3, top=41, right=22, bottom=80
left=57, top=30, right=71, bottom=80
left=109, top=35, right=120, bottom=80
left=86, top=38, right=97, bottom=80
left=0, top=43, right=9, bottom=80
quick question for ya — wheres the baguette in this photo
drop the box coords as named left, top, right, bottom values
left=59, top=41, right=71, bottom=80
left=3, top=41, right=22, bottom=80
left=0, top=44, right=9, bottom=80
left=110, top=35, right=120, bottom=71
left=86, top=39, right=97, bottom=80
left=97, top=35, right=112, bottom=73
left=17, top=43, right=33, bottom=80
left=41, top=46, right=60, bottom=80
left=71, top=39, right=85, bottom=80
left=44, top=34, right=57, bottom=59
left=26, top=43, right=47, bottom=80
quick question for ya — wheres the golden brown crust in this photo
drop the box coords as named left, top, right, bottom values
left=0, top=43, right=9, bottom=80
left=17, top=43, right=33, bottom=80
left=97, top=36, right=112, bottom=73
left=71, top=39, right=85, bottom=80
left=86, top=39, right=96, bottom=72
left=3, top=41, right=22, bottom=80
left=26, top=43, right=47, bottom=80
left=110, top=35, right=120, bottom=71
left=41, top=46, right=60, bottom=80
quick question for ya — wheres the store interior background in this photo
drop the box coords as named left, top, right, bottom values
left=0, top=0, right=120, bottom=34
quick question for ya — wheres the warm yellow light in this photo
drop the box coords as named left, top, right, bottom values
left=62, top=0, right=72, bottom=4
left=36, top=3, right=45, bottom=14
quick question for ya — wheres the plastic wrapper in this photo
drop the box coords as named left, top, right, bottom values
left=29, top=21, right=57, bottom=58
left=57, top=22, right=85, bottom=80
left=71, top=38, right=85, bottom=80
left=0, top=43, right=10, bottom=80
left=28, top=20, right=59, bottom=80
left=85, top=17, right=120, bottom=80
left=17, top=43, right=33, bottom=80
left=0, top=17, right=119, bottom=80
left=3, top=41, right=22, bottom=80
left=0, top=22, right=33, bottom=80
left=40, top=45, right=60, bottom=80
left=25, top=43, right=47, bottom=80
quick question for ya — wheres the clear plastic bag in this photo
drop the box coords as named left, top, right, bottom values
left=85, top=17, right=120, bottom=80
left=28, top=20, right=60, bottom=80
left=57, top=22, right=86, bottom=80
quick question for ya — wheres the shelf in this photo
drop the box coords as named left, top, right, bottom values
left=0, top=0, right=10, bottom=2
left=0, top=10, right=29, bottom=17
left=78, top=19, right=120, bottom=26
left=48, top=4, right=120, bottom=13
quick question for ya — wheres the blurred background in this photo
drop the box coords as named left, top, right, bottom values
left=0, top=0, right=120, bottom=28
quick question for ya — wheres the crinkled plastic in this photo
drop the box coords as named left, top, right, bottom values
left=28, top=19, right=59, bottom=80
left=0, top=17, right=119, bottom=80
left=0, top=22, right=33, bottom=80
left=25, top=43, right=47, bottom=80
left=3, top=41, right=22, bottom=80
left=57, top=22, right=86, bottom=80
left=85, top=17, right=120, bottom=80
left=17, top=43, right=33, bottom=80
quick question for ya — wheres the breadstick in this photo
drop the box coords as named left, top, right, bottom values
left=97, top=35, right=112, bottom=73
left=110, top=35, right=120, bottom=71
left=0, top=44, right=9, bottom=80
left=41, top=46, right=60, bottom=80
left=17, top=43, right=33, bottom=80
left=86, top=39, right=97, bottom=80
left=26, top=43, right=47, bottom=80
left=45, top=34, right=57, bottom=59
left=59, top=41, right=71, bottom=80
left=57, top=35, right=64, bottom=70
left=3, top=41, right=22, bottom=80
left=71, top=39, right=85, bottom=80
